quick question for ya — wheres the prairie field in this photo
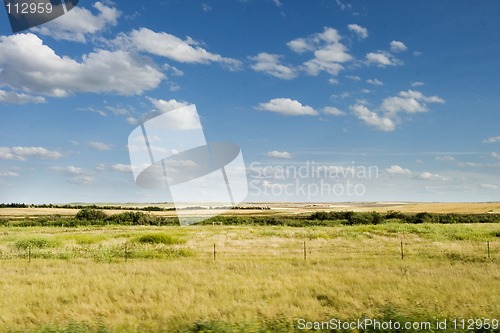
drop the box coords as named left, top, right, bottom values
left=0, top=220, right=499, bottom=332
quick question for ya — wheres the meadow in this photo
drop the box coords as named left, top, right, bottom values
left=0, top=216, right=499, bottom=332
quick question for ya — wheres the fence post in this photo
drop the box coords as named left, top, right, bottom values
left=28, top=246, right=31, bottom=263
left=400, top=240, right=404, bottom=259
left=487, top=241, right=490, bottom=259
left=213, top=244, right=216, bottom=262
left=303, top=241, right=307, bottom=261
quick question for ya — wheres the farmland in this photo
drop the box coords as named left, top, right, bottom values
left=0, top=203, right=499, bottom=332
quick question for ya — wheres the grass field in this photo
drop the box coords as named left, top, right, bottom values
left=0, top=222, right=499, bottom=332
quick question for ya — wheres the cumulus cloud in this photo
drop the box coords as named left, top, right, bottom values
left=0, top=90, right=46, bottom=104
left=386, top=165, right=412, bottom=175
left=365, top=51, right=399, bottom=67
left=348, top=24, right=368, bottom=39
left=258, top=98, right=318, bottom=116
left=266, top=151, right=292, bottom=159
left=351, top=90, right=444, bottom=131
left=249, top=53, right=297, bottom=79
left=418, top=172, right=448, bottom=181
left=0, top=146, right=62, bottom=161
left=0, top=171, right=19, bottom=177
left=119, top=28, right=241, bottom=70
left=31, top=2, right=120, bottom=42
left=483, top=136, right=500, bottom=143
left=49, top=165, right=95, bottom=185
left=390, top=41, right=408, bottom=53
left=436, top=155, right=455, bottom=162
left=411, top=81, right=425, bottom=87
left=87, top=141, right=112, bottom=151
left=322, top=106, right=345, bottom=116
left=366, top=79, right=383, bottom=86
left=0, top=33, right=165, bottom=97
left=288, top=27, right=352, bottom=76
left=144, top=97, right=200, bottom=130
left=481, top=183, right=498, bottom=190
left=111, top=164, right=133, bottom=172
left=49, top=165, right=89, bottom=176
left=350, top=104, right=395, bottom=131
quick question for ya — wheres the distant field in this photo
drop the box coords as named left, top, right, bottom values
left=0, top=223, right=499, bottom=332
left=1, top=202, right=499, bottom=217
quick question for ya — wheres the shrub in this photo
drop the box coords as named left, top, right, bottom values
left=136, top=233, right=185, bottom=245
left=15, top=237, right=59, bottom=249
left=75, top=208, right=107, bottom=221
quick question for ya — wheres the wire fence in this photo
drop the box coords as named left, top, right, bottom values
left=1, top=239, right=498, bottom=263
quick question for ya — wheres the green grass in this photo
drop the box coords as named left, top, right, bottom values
left=0, top=224, right=498, bottom=332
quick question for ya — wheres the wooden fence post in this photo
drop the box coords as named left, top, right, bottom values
left=213, top=244, right=216, bottom=262
left=303, top=241, right=307, bottom=261
left=400, top=240, right=404, bottom=259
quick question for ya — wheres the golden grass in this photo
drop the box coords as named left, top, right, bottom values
left=0, top=225, right=499, bottom=332
left=1, top=202, right=499, bottom=218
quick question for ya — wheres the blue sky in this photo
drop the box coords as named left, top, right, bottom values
left=0, top=0, right=499, bottom=203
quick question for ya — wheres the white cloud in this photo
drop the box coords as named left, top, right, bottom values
left=411, top=81, right=425, bottom=87
left=381, top=96, right=428, bottom=114
left=350, top=104, right=395, bottom=131
left=491, top=152, right=500, bottom=159
left=386, top=165, right=412, bottom=176
left=31, top=2, right=120, bottom=42
left=366, top=79, right=383, bottom=86
left=288, top=27, right=352, bottom=76
left=481, top=183, right=498, bottom=190
left=418, top=172, right=448, bottom=181
left=390, top=40, right=408, bottom=53
left=347, top=24, right=368, bottom=39
left=87, top=141, right=112, bottom=151
left=111, top=164, right=133, bottom=173
left=202, top=4, right=212, bottom=12
left=0, top=171, right=19, bottom=177
left=258, top=98, right=318, bottom=116
left=328, top=78, right=339, bottom=85
left=249, top=53, right=297, bottom=79
left=366, top=52, right=399, bottom=67
left=145, top=98, right=200, bottom=130
left=287, top=38, right=314, bottom=54
left=436, top=155, right=455, bottom=162
left=147, top=97, right=190, bottom=113
left=346, top=75, right=361, bottom=81
left=0, top=90, right=46, bottom=104
left=381, top=90, right=445, bottom=115
left=322, top=106, right=345, bottom=116
left=0, top=33, right=165, bottom=97
left=0, top=147, right=62, bottom=161
left=49, top=165, right=89, bottom=176
left=266, top=151, right=292, bottom=159
left=483, top=136, right=500, bottom=143
left=336, top=0, right=352, bottom=11
left=351, top=90, right=444, bottom=131
left=121, top=28, right=241, bottom=70
left=399, top=90, right=445, bottom=103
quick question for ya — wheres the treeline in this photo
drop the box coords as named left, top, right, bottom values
left=0, top=203, right=270, bottom=211
left=0, top=208, right=499, bottom=227
left=0, top=202, right=176, bottom=211
left=308, top=210, right=500, bottom=225
left=0, top=208, right=178, bottom=227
